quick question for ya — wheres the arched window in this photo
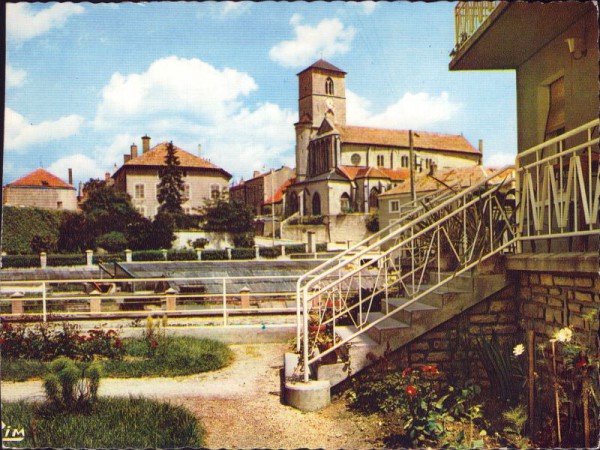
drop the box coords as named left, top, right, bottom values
left=340, top=193, right=351, bottom=213
left=289, top=191, right=299, bottom=215
left=312, top=192, right=321, bottom=216
left=369, top=187, right=380, bottom=211
left=325, top=77, right=334, bottom=95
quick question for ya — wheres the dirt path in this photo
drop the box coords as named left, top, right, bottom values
left=2, top=343, right=385, bottom=448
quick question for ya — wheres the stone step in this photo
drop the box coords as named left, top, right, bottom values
left=364, top=312, right=409, bottom=344
left=428, top=270, right=474, bottom=291
left=381, top=298, right=438, bottom=325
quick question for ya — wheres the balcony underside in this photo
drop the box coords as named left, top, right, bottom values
left=450, top=2, right=594, bottom=71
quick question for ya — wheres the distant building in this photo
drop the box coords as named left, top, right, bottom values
left=286, top=59, right=482, bottom=217
left=112, top=136, right=231, bottom=218
left=2, top=168, right=78, bottom=211
left=378, top=165, right=514, bottom=229
left=229, top=166, right=295, bottom=216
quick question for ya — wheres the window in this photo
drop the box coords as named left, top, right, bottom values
left=390, top=200, right=399, bottom=212
left=325, top=77, right=334, bottom=95
left=545, top=76, right=565, bottom=141
left=181, top=183, right=190, bottom=201
left=289, top=191, right=299, bottom=215
left=211, top=184, right=221, bottom=200
left=401, top=155, right=409, bottom=167
left=134, top=183, right=145, bottom=199
left=136, top=206, right=146, bottom=216
left=340, top=193, right=351, bottom=213
left=376, top=155, right=384, bottom=167
left=369, top=187, right=380, bottom=211
left=351, top=153, right=361, bottom=166
left=57, top=201, right=63, bottom=209
left=312, top=192, right=321, bottom=215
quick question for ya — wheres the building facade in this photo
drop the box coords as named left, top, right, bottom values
left=2, top=168, right=78, bottom=211
left=286, top=59, right=482, bottom=217
left=112, top=136, right=231, bottom=218
left=229, top=166, right=295, bottom=216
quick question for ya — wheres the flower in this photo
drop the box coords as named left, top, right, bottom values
left=575, top=353, right=589, bottom=369
left=513, top=344, right=525, bottom=356
left=405, top=385, right=417, bottom=397
left=402, top=367, right=412, bottom=377
left=421, top=365, right=439, bottom=374
left=114, top=339, right=123, bottom=349
left=150, top=339, right=158, bottom=348
left=553, top=327, right=573, bottom=343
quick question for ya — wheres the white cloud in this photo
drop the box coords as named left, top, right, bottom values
left=48, top=154, right=105, bottom=184
left=94, top=56, right=257, bottom=129
left=360, top=2, right=378, bottom=15
left=4, top=108, right=85, bottom=152
left=220, top=2, right=251, bottom=17
left=7, top=3, right=85, bottom=43
left=269, top=17, right=356, bottom=68
left=485, top=152, right=516, bottom=168
left=347, top=90, right=461, bottom=130
left=6, top=64, right=27, bottom=88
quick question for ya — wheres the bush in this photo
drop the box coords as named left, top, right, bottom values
left=1, top=206, right=65, bottom=254
left=167, top=250, right=196, bottom=261
left=132, top=250, right=165, bottom=261
left=31, top=234, right=58, bottom=254
left=200, top=249, right=228, bottom=260
left=93, top=253, right=123, bottom=264
left=96, top=232, right=128, bottom=252
left=288, top=215, right=325, bottom=225
left=233, top=232, right=255, bottom=248
left=2, top=254, right=39, bottom=268
left=189, top=238, right=209, bottom=249
left=366, top=213, right=379, bottom=232
left=43, top=357, right=101, bottom=412
left=231, top=248, right=255, bottom=260
left=47, top=254, right=86, bottom=266
left=316, top=243, right=328, bottom=252
left=284, top=244, right=306, bottom=254
left=259, top=247, right=281, bottom=259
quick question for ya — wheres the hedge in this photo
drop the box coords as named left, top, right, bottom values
left=132, top=250, right=165, bottom=261
left=200, top=250, right=228, bottom=260
left=167, top=250, right=197, bottom=261
left=259, top=247, right=282, bottom=259
left=93, top=253, right=124, bottom=264
left=1, top=255, right=40, bottom=268
left=283, top=244, right=306, bottom=254
left=46, top=254, right=86, bottom=266
left=1, top=206, right=65, bottom=254
left=231, top=248, right=254, bottom=260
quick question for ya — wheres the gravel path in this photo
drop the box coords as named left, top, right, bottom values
left=2, top=343, right=385, bottom=448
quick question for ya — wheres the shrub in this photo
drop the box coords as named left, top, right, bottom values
left=31, top=234, right=58, bottom=254
left=96, top=232, right=128, bottom=252
left=167, top=250, right=196, bottom=261
left=316, top=243, right=328, bottom=252
left=47, top=254, right=86, bottom=266
left=231, top=248, right=255, bottom=260
left=284, top=244, right=306, bottom=254
left=259, top=247, right=281, bottom=259
left=43, top=357, right=101, bottom=412
left=288, top=215, right=325, bottom=225
left=366, top=213, right=379, bottom=232
left=1, top=206, right=65, bottom=254
left=93, top=253, right=123, bottom=264
left=233, top=232, right=255, bottom=248
left=201, top=249, right=228, bottom=260
left=189, top=238, right=209, bottom=249
left=2, top=254, right=39, bottom=268
left=132, top=250, right=165, bottom=261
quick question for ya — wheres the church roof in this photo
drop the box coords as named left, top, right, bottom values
left=297, top=59, right=347, bottom=76
left=338, top=165, right=409, bottom=182
left=6, top=168, right=75, bottom=189
left=337, top=126, right=480, bottom=155
left=265, top=178, right=295, bottom=205
left=119, top=142, right=231, bottom=178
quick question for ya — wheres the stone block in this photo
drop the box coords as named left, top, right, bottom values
left=523, top=303, right=542, bottom=319
left=90, top=297, right=102, bottom=313
left=410, top=341, right=429, bottom=352
left=575, top=291, right=593, bottom=302
left=567, top=303, right=582, bottom=313
left=582, top=306, right=598, bottom=316
left=494, top=324, right=518, bottom=334
left=498, top=313, right=517, bottom=324
left=470, top=314, right=497, bottom=324
left=569, top=315, right=586, bottom=330
left=432, top=340, right=449, bottom=350
left=547, top=298, right=563, bottom=308
left=532, top=285, right=548, bottom=295
left=518, top=287, right=531, bottom=300
left=489, top=301, right=515, bottom=313
left=529, top=274, right=540, bottom=284
left=545, top=308, right=562, bottom=324
left=427, top=352, right=450, bottom=363
left=575, top=277, right=593, bottom=288
left=595, top=277, right=600, bottom=291
left=540, top=274, right=554, bottom=286
left=285, top=380, right=330, bottom=412
left=554, top=276, right=574, bottom=286
left=410, top=352, right=425, bottom=363
left=468, top=326, right=481, bottom=335
left=531, top=295, right=546, bottom=304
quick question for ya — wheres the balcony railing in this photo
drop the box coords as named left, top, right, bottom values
left=454, top=1, right=501, bottom=51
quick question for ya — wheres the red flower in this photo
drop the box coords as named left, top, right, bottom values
left=402, top=367, right=412, bottom=377
left=422, top=365, right=439, bottom=374
left=575, top=354, right=589, bottom=369
left=405, top=385, right=417, bottom=397
left=114, top=339, right=123, bottom=349
left=150, top=340, right=158, bottom=348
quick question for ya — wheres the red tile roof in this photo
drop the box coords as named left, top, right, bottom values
left=125, top=142, right=224, bottom=170
left=265, top=178, right=295, bottom=205
left=337, top=126, right=480, bottom=155
left=6, top=168, right=74, bottom=189
left=380, top=166, right=490, bottom=197
left=338, top=165, right=409, bottom=182
left=298, top=59, right=346, bottom=76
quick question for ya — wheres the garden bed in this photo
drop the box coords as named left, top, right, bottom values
left=1, top=397, right=204, bottom=448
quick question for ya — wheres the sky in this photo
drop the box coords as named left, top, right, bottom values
left=4, top=1, right=518, bottom=187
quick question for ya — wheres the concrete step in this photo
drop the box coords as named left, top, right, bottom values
left=428, top=270, right=474, bottom=291
left=382, top=298, right=438, bottom=325
left=364, top=312, right=409, bottom=344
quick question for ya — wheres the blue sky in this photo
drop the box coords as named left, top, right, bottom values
left=5, top=1, right=517, bottom=187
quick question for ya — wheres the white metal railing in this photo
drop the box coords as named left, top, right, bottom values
left=516, top=118, right=600, bottom=249
left=295, top=167, right=516, bottom=381
left=454, top=1, right=501, bottom=50
left=0, top=274, right=305, bottom=324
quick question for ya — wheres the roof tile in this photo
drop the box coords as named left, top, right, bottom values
left=6, top=168, right=74, bottom=189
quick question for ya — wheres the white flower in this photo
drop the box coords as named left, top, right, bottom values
left=554, top=327, right=573, bottom=343
left=513, top=344, right=525, bottom=356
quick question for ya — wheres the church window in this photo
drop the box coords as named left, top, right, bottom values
left=325, top=77, right=334, bottom=95
left=289, top=191, right=299, bottom=215
left=312, top=192, right=321, bottom=215
left=369, top=187, right=380, bottom=211
left=376, top=155, right=384, bottom=167
left=340, top=193, right=351, bottom=213
left=351, top=153, right=361, bottom=166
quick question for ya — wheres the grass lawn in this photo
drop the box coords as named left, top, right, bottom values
left=1, top=336, right=234, bottom=381
left=1, top=397, right=204, bottom=448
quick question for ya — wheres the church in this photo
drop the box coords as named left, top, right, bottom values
left=285, top=59, right=482, bottom=217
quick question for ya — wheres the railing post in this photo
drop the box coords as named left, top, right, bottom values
left=86, top=250, right=94, bottom=266
left=40, top=252, right=47, bottom=269
left=296, top=281, right=302, bottom=352
left=359, top=270, right=363, bottom=326
left=303, top=287, right=310, bottom=382
left=196, top=249, right=202, bottom=261
left=125, top=249, right=132, bottom=263
left=222, top=278, right=228, bottom=326
left=42, top=282, right=47, bottom=322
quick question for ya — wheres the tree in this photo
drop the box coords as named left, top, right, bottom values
left=80, top=183, right=140, bottom=236
left=201, top=199, right=255, bottom=247
left=156, top=141, right=184, bottom=216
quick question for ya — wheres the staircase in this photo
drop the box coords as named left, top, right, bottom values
left=284, top=166, right=518, bottom=409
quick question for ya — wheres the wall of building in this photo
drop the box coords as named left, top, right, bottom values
left=298, top=68, right=346, bottom=127
left=3, top=187, right=78, bottom=211
left=517, top=10, right=599, bottom=152
left=281, top=213, right=372, bottom=245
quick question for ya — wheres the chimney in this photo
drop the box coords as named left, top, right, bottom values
left=68, top=168, right=73, bottom=185
left=253, top=170, right=260, bottom=179
left=124, top=154, right=131, bottom=163
left=478, top=139, right=483, bottom=154
left=198, top=144, right=202, bottom=156
left=142, top=135, right=151, bottom=154
left=105, top=172, right=111, bottom=181
left=131, top=143, right=138, bottom=159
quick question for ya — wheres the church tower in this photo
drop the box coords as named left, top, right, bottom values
left=295, top=59, right=346, bottom=181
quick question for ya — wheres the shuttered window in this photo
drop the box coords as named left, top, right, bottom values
left=545, top=77, right=565, bottom=139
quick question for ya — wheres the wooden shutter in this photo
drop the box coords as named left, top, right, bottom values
left=545, top=77, right=565, bottom=137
